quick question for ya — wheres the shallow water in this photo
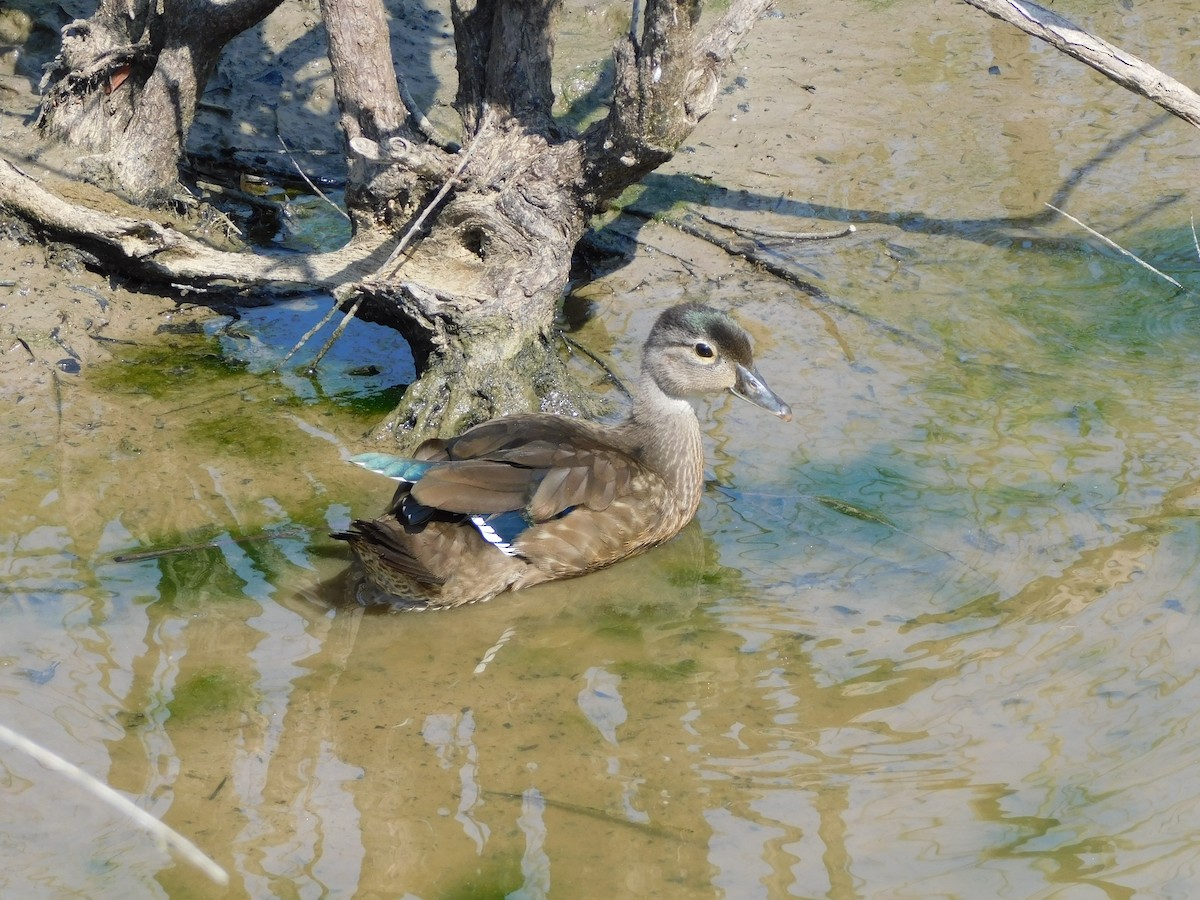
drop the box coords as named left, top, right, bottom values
left=7, top=0, right=1200, bottom=897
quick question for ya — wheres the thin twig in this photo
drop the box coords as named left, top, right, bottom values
left=1046, top=202, right=1182, bottom=289
left=480, top=788, right=692, bottom=839
left=283, top=118, right=489, bottom=370
left=1191, top=214, right=1200, bottom=262
left=276, top=302, right=342, bottom=371
left=0, top=722, right=229, bottom=886
left=303, top=288, right=367, bottom=371
left=396, top=78, right=461, bottom=153
left=667, top=213, right=823, bottom=296
left=378, top=112, right=491, bottom=277
left=278, top=135, right=350, bottom=222
left=112, top=528, right=302, bottom=563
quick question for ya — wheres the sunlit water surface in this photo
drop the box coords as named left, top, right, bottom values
left=6, top=1, right=1200, bottom=897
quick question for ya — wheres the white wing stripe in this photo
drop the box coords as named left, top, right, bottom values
left=470, top=516, right=522, bottom=557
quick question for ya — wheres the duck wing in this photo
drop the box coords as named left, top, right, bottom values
left=353, top=415, right=638, bottom=523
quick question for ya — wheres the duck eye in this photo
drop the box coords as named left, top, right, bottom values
left=694, top=341, right=715, bottom=359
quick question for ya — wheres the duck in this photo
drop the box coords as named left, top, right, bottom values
left=333, top=301, right=792, bottom=609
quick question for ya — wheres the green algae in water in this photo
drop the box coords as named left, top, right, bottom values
left=662, top=559, right=741, bottom=590
left=91, top=334, right=250, bottom=399
left=185, top=411, right=289, bottom=457
left=332, top=382, right=409, bottom=420
left=433, top=858, right=524, bottom=900
left=153, top=543, right=257, bottom=611
left=167, top=669, right=258, bottom=722
left=93, top=316, right=409, bottom=431
left=589, top=602, right=677, bottom=638
left=611, top=657, right=700, bottom=682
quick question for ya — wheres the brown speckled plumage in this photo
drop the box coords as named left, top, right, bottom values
left=333, top=302, right=791, bottom=609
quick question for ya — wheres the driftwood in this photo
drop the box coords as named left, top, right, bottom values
left=960, top=0, right=1200, bottom=129
left=0, top=159, right=386, bottom=291
left=1, top=0, right=777, bottom=448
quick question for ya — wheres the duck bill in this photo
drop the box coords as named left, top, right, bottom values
left=733, top=364, right=792, bottom=421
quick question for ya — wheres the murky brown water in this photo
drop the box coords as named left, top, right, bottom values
left=7, top=1, right=1200, bottom=897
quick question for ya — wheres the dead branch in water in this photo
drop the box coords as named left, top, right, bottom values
left=0, top=158, right=385, bottom=290
left=961, top=0, right=1200, bottom=129
left=694, top=210, right=856, bottom=242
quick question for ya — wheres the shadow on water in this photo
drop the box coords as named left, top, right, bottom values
left=594, top=111, right=1185, bottom=286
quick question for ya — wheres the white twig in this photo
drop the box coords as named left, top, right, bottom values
left=304, top=287, right=367, bottom=371
left=475, top=625, right=517, bottom=675
left=1045, top=203, right=1182, bottom=289
left=278, top=134, right=351, bottom=222
left=276, top=299, right=341, bottom=371
left=378, top=111, right=492, bottom=277
left=0, top=722, right=229, bottom=886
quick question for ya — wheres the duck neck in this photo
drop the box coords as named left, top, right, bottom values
left=626, top=373, right=706, bottom=507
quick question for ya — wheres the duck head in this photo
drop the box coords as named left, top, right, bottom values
left=642, top=302, right=792, bottom=421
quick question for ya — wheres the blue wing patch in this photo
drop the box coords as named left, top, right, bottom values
left=399, top=493, right=437, bottom=526
left=350, top=452, right=436, bottom=483
left=470, top=511, right=530, bottom=557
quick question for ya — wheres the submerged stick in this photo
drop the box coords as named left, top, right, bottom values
left=0, top=723, right=228, bottom=886
left=560, top=333, right=633, bottom=400
left=479, top=789, right=691, bottom=840
left=112, top=528, right=302, bottom=563
left=696, top=210, right=857, bottom=241
left=300, top=287, right=367, bottom=373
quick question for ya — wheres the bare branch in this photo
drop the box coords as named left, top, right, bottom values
left=581, top=0, right=774, bottom=207
left=0, top=722, right=228, bottom=886
left=960, top=0, right=1200, bottom=128
left=0, top=159, right=384, bottom=289
left=686, top=0, right=776, bottom=118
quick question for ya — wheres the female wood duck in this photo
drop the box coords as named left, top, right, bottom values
left=334, top=302, right=792, bottom=609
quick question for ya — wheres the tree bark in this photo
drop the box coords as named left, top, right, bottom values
left=325, top=0, right=777, bottom=447
left=960, top=0, right=1200, bottom=129
left=582, top=0, right=772, bottom=203
left=319, top=0, right=451, bottom=234
left=36, top=0, right=281, bottom=202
